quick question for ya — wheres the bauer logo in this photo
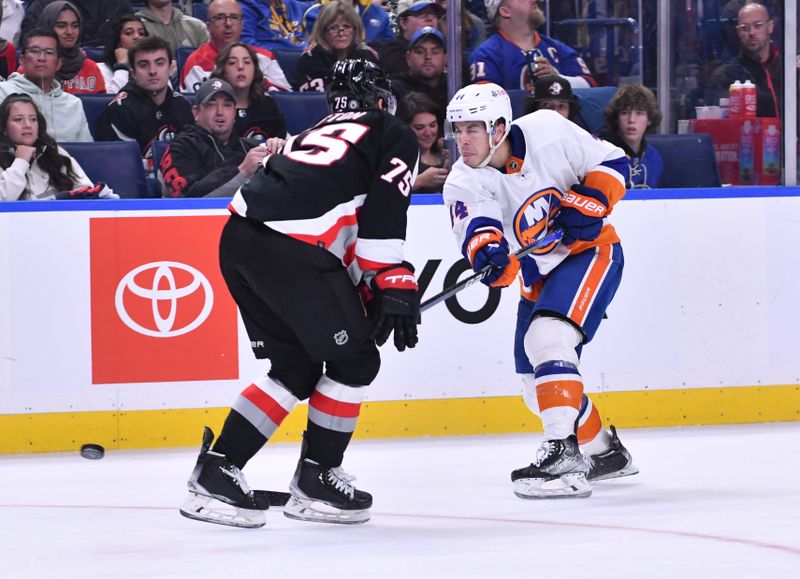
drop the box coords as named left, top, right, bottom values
left=90, top=216, right=238, bottom=384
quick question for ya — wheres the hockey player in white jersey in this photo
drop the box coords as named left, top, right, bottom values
left=443, top=83, right=638, bottom=499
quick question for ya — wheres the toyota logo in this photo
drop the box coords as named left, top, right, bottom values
left=115, top=261, right=214, bottom=338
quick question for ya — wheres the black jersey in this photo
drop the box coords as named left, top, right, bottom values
left=95, top=82, right=194, bottom=170
left=232, top=97, right=287, bottom=144
left=229, top=109, right=419, bottom=280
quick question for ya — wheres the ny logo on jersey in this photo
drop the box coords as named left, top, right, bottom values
left=513, top=187, right=562, bottom=252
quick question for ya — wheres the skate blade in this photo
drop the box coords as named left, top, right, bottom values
left=589, top=463, right=640, bottom=482
left=179, top=493, right=266, bottom=529
left=283, top=496, right=370, bottom=525
left=513, top=472, right=592, bottom=499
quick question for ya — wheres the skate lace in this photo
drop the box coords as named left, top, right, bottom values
left=223, top=462, right=252, bottom=494
left=325, top=467, right=356, bottom=499
left=534, top=440, right=559, bottom=466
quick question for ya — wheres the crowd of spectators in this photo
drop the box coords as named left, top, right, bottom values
left=0, top=0, right=790, bottom=200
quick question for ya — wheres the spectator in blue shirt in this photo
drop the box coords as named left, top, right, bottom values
left=469, top=0, right=595, bottom=91
left=599, top=83, right=664, bottom=189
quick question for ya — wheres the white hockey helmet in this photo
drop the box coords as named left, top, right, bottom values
left=446, top=82, right=513, bottom=167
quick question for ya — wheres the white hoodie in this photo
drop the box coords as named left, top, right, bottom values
left=0, top=73, right=93, bottom=143
left=0, top=145, right=93, bottom=201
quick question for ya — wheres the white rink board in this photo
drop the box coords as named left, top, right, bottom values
left=1, top=195, right=799, bottom=415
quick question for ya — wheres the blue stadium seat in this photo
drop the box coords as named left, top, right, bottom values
left=151, top=140, right=170, bottom=174
left=78, top=93, right=115, bottom=139
left=62, top=141, right=150, bottom=198
left=508, top=86, right=614, bottom=134
left=271, top=91, right=329, bottom=135
left=273, top=50, right=302, bottom=83
left=647, top=134, right=721, bottom=188
left=573, top=86, right=617, bottom=134
left=176, top=46, right=195, bottom=86
left=82, top=46, right=104, bottom=62
left=192, top=2, right=209, bottom=22
left=507, top=89, right=527, bottom=120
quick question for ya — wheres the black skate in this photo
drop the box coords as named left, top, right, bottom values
left=587, top=425, right=639, bottom=482
left=179, top=427, right=269, bottom=529
left=511, top=435, right=592, bottom=499
left=284, top=434, right=372, bottom=524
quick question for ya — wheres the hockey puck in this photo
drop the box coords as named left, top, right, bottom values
left=80, top=443, right=105, bottom=460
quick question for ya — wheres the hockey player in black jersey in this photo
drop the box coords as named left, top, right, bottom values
left=180, top=59, right=421, bottom=528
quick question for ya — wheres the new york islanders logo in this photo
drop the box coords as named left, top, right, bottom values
left=512, top=187, right=563, bottom=253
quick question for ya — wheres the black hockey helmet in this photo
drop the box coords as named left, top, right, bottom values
left=328, top=59, right=396, bottom=114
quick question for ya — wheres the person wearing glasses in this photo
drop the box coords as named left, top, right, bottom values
left=707, top=2, right=782, bottom=118
left=0, top=28, right=92, bottom=141
left=302, top=0, right=392, bottom=44
left=180, top=0, right=290, bottom=93
left=136, top=0, right=208, bottom=53
left=292, top=1, right=376, bottom=92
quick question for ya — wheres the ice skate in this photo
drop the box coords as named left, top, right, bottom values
left=587, top=425, right=639, bottom=482
left=283, top=435, right=372, bottom=524
left=511, top=435, right=592, bottom=499
left=179, top=427, right=269, bottom=529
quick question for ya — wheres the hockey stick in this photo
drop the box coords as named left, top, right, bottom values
left=419, top=229, right=564, bottom=313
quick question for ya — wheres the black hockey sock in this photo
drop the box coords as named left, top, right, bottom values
left=304, top=421, right=353, bottom=468
left=213, top=409, right=267, bottom=469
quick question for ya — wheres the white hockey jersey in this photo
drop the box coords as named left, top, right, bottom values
left=443, top=110, right=628, bottom=287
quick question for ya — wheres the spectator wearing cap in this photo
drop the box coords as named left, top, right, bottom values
left=292, top=0, right=377, bottom=92
left=96, top=36, right=194, bottom=170
left=599, top=83, right=663, bottom=189
left=158, top=78, right=285, bottom=197
left=391, top=25, right=446, bottom=120
left=180, top=0, right=290, bottom=94
left=522, top=75, right=589, bottom=131
left=240, top=0, right=308, bottom=52
left=136, top=0, right=208, bottom=53
left=303, top=0, right=393, bottom=44
left=376, top=0, right=443, bottom=76
left=470, top=0, right=595, bottom=91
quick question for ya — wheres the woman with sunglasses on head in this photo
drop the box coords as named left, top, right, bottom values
left=35, top=0, right=105, bottom=94
left=98, top=14, right=148, bottom=94
left=292, top=1, right=376, bottom=92
left=210, top=42, right=287, bottom=144
left=0, top=93, right=93, bottom=201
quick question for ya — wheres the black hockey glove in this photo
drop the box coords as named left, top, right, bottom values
left=367, top=262, right=420, bottom=352
left=554, top=184, right=610, bottom=245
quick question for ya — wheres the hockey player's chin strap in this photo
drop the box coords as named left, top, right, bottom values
left=476, top=122, right=508, bottom=168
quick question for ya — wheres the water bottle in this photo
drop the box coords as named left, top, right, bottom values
left=739, top=120, right=754, bottom=184
left=762, top=124, right=780, bottom=176
left=729, top=81, right=743, bottom=118
left=742, top=80, right=757, bottom=118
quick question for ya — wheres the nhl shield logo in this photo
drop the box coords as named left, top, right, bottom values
left=334, top=330, right=349, bottom=346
